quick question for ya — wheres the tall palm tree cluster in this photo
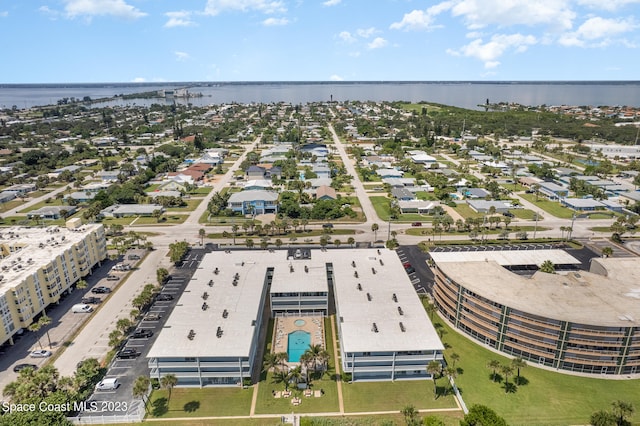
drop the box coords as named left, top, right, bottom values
left=2, top=359, right=103, bottom=424
left=264, top=344, right=330, bottom=390
left=486, top=357, right=527, bottom=393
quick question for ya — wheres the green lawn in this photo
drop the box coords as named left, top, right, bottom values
left=451, top=204, right=483, bottom=219
left=0, top=199, right=24, bottom=213
left=432, top=314, right=640, bottom=425
left=19, top=199, right=66, bottom=213
left=134, top=215, right=188, bottom=225
left=189, top=187, right=213, bottom=195
left=256, top=371, right=339, bottom=415
left=370, top=196, right=434, bottom=222
left=510, top=209, right=538, bottom=220
left=342, top=379, right=458, bottom=413
left=518, top=193, right=575, bottom=218
left=165, top=199, right=202, bottom=212
left=147, top=387, right=253, bottom=418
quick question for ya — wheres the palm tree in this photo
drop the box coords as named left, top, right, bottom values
left=76, top=279, right=88, bottom=289
left=511, top=357, right=527, bottom=384
left=28, top=321, right=43, bottom=349
left=444, top=366, right=457, bottom=395
left=38, top=315, right=53, bottom=348
left=401, top=404, right=419, bottom=425
left=539, top=260, right=555, bottom=274
left=133, top=376, right=150, bottom=409
left=299, top=351, right=315, bottom=385
left=263, top=352, right=280, bottom=373
left=425, top=302, right=437, bottom=320
left=590, top=410, right=616, bottom=426
left=245, top=238, right=254, bottom=248
left=231, top=224, right=239, bottom=244
left=450, top=352, right=460, bottom=368
left=288, top=365, right=303, bottom=389
left=426, top=360, right=442, bottom=397
left=602, top=246, right=613, bottom=258
left=116, top=318, right=133, bottom=334
left=487, top=359, right=501, bottom=382
left=371, top=223, right=379, bottom=241
left=611, top=400, right=635, bottom=426
left=276, top=352, right=289, bottom=373
left=272, top=370, right=290, bottom=391
left=500, top=364, right=514, bottom=393
left=347, top=237, right=355, bottom=247
left=160, top=374, right=178, bottom=401
left=198, top=228, right=206, bottom=246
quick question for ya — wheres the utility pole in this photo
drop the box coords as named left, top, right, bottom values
left=533, top=213, right=538, bottom=239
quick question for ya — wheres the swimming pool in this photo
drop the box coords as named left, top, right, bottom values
left=287, top=330, right=311, bottom=362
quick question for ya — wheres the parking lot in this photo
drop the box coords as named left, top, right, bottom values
left=396, top=245, right=434, bottom=296
left=81, top=248, right=208, bottom=418
left=430, top=243, right=563, bottom=252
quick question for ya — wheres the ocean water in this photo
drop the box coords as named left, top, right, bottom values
left=1, top=81, right=639, bottom=110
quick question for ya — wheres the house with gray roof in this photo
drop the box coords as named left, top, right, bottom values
left=391, top=187, right=415, bottom=201
left=27, top=205, right=77, bottom=220
left=227, top=191, right=279, bottom=215
left=467, top=200, right=510, bottom=214
left=101, top=204, right=164, bottom=218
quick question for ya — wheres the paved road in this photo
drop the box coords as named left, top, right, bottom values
left=328, top=124, right=378, bottom=226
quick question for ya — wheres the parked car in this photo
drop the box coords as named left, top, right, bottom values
left=72, top=304, right=93, bottom=313
left=143, top=313, right=162, bottom=321
left=116, top=348, right=140, bottom=359
left=322, top=223, right=334, bottom=229
left=91, top=286, right=112, bottom=294
left=156, top=294, right=174, bottom=301
left=13, top=363, right=38, bottom=372
left=106, top=275, right=119, bottom=281
left=95, top=378, right=119, bottom=391
left=411, top=222, right=422, bottom=227
left=131, top=329, right=153, bottom=338
left=30, top=349, right=52, bottom=358
left=81, top=297, right=102, bottom=304
left=405, top=266, right=416, bottom=274
left=403, top=262, right=412, bottom=269
left=503, top=212, right=515, bottom=217
left=127, top=254, right=140, bottom=260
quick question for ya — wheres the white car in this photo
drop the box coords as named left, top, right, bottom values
left=30, top=349, right=52, bottom=358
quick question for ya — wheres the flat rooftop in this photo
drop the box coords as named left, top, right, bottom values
left=0, top=225, right=102, bottom=297
left=147, top=251, right=270, bottom=359
left=435, top=258, right=640, bottom=327
left=430, top=249, right=581, bottom=266
left=326, top=249, right=444, bottom=354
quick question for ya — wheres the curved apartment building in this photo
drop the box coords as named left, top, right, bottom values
left=432, top=254, right=640, bottom=375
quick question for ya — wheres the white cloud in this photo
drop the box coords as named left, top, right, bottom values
left=367, top=37, right=388, bottom=49
left=0, top=11, right=8, bottom=17
left=577, top=0, right=640, bottom=11
left=132, top=77, right=146, bottom=82
left=559, top=16, right=637, bottom=47
left=263, top=17, right=289, bottom=26
left=451, top=0, right=575, bottom=31
left=330, top=74, right=344, bottom=81
left=450, top=33, right=537, bottom=68
left=357, top=27, right=377, bottom=38
left=204, top=0, right=286, bottom=16
left=323, top=0, right=342, bottom=6
left=338, top=31, right=356, bottom=43
left=165, top=11, right=196, bottom=28
left=63, top=0, right=146, bottom=20
left=174, top=51, right=190, bottom=61
left=390, top=1, right=453, bottom=31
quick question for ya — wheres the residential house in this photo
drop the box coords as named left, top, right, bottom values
left=376, top=168, right=404, bottom=179
left=159, top=180, right=189, bottom=192
left=227, top=191, right=279, bottom=215
left=101, top=204, right=164, bottom=218
left=398, top=200, right=440, bottom=214
left=65, top=191, right=97, bottom=203
left=96, top=170, right=121, bottom=183
left=459, top=187, right=490, bottom=199
left=0, top=191, right=17, bottom=204
left=27, top=206, right=77, bottom=220
left=560, top=198, right=606, bottom=211
left=146, top=190, right=182, bottom=200
left=408, top=151, right=437, bottom=165
left=538, top=181, right=569, bottom=200
left=391, top=187, right=415, bottom=201
left=5, top=183, right=36, bottom=195
left=316, top=185, right=337, bottom=200
left=306, top=177, right=333, bottom=189
left=242, top=180, right=273, bottom=191
left=311, top=164, right=331, bottom=179
left=467, top=200, right=510, bottom=214
left=246, top=165, right=267, bottom=179
left=168, top=169, right=204, bottom=183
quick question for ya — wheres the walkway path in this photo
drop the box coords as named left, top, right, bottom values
left=249, top=382, right=259, bottom=417
left=330, top=315, right=345, bottom=414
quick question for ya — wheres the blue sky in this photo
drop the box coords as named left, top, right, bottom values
left=1, top=0, right=639, bottom=83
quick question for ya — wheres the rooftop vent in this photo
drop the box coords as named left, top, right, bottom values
left=397, top=306, right=404, bottom=316
left=202, top=292, right=209, bottom=300
left=216, top=326, right=223, bottom=338
left=357, top=283, right=362, bottom=291
left=379, top=259, right=384, bottom=266
left=366, top=292, right=372, bottom=301
left=392, top=293, right=398, bottom=302
left=372, top=323, right=379, bottom=333
left=371, top=267, right=376, bottom=274
left=377, top=249, right=381, bottom=255
left=201, top=302, right=208, bottom=311
left=208, top=280, right=214, bottom=287
left=399, top=322, right=406, bottom=332
left=351, top=261, right=356, bottom=268
left=234, top=273, right=240, bottom=279
left=354, top=271, right=358, bottom=278
left=188, top=329, right=195, bottom=340
left=222, top=309, right=228, bottom=318
left=290, top=265, right=294, bottom=273
left=214, top=267, right=219, bottom=275
left=304, top=265, right=309, bottom=273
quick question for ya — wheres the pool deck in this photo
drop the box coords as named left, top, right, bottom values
left=273, top=316, right=325, bottom=359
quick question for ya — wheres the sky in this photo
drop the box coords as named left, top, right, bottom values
left=0, top=0, right=639, bottom=83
